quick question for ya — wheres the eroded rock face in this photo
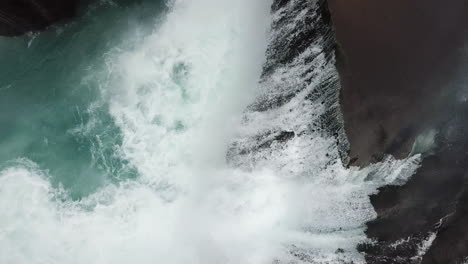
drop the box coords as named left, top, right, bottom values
left=328, top=0, right=468, bottom=263
left=0, top=0, right=80, bottom=36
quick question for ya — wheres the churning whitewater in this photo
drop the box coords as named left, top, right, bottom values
left=0, top=0, right=421, bottom=263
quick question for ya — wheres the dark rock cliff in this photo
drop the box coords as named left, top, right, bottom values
left=328, top=0, right=468, bottom=263
left=0, top=0, right=81, bottom=36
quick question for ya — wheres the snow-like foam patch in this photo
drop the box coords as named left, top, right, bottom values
left=0, top=162, right=293, bottom=264
left=0, top=156, right=420, bottom=264
left=102, top=0, right=272, bottom=188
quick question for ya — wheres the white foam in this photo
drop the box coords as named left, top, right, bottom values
left=411, top=232, right=438, bottom=262
left=103, top=0, right=272, bottom=188
left=0, top=0, right=422, bottom=263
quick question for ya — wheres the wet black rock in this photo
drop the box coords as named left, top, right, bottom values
left=0, top=0, right=81, bottom=36
left=328, top=0, right=468, bottom=167
left=327, top=0, right=468, bottom=263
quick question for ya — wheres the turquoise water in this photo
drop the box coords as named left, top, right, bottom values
left=0, top=0, right=165, bottom=199
left=0, top=1, right=422, bottom=263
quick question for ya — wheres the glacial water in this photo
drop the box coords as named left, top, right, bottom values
left=0, top=0, right=421, bottom=263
